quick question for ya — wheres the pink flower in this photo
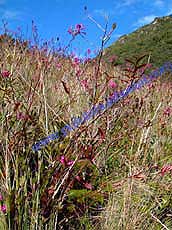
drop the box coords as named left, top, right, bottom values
left=75, top=175, right=81, bottom=182
left=163, top=107, right=171, bottom=116
left=59, top=155, right=74, bottom=167
left=74, top=57, right=80, bottom=64
left=68, top=23, right=85, bottom=37
left=59, top=155, right=65, bottom=165
left=83, top=182, right=93, bottom=190
left=160, top=164, right=172, bottom=176
left=84, top=57, right=91, bottom=64
left=75, top=23, right=85, bottom=33
left=76, top=69, right=82, bottom=77
left=16, top=112, right=30, bottom=121
left=56, top=63, right=62, bottom=70
left=1, top=70, right=10, bottom=78
left=66, top=160, right=74, bottom=166
left=108, top=79, right=117, bottom=89
left=1, top=204, right=7, bottom=213
left=72, top=57, right=81, bottom=68
left=87, top=48, right=91, bottom=55
left=67, top=27, right=73, bottom=35
left=81, top=79, right=89, bottom=89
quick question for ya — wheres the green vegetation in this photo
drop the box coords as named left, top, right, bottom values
left=105, top=15, right=172, bottom=67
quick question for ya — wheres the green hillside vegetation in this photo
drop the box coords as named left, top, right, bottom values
left=105, top=15, right=172, bottom=67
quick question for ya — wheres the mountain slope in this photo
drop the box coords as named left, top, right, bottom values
left=105, top=15, right=172, bottom=67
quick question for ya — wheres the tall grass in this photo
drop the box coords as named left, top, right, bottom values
left=0, top=19, right=172, bottom=230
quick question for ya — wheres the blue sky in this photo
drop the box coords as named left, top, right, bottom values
left=0, top=0, right=172, bottom=57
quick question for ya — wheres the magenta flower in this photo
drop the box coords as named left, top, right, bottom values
left=87, top=48, right=91, bottom=55
left=75, top=23, right=85, bottom=32
left=81, top=79, right=89, bottom=90
left=1, top=204, right=7, bottom=213
left=59, top=155, right=74, bottom=167
left=74, top=57, right=80, bottom=64
left=1, top=70, right=11, bottom=78
left=108, top=79, right=117, bottom=89
left=75, top=175, right=81, bottom=182
left=84, top=57, right=91, bottom=64
left=67, top=27, right=73, bottom=35
left=56, top=63, right=62, bottom=70
left=66, top=160, right=74, bottom=166
left=68, top=23, right=85, bottom=37
left=16, top=112, right=30, bottom=121
left=161, top=164, right=172, bottom=176
left=83, top=182, right=93, bottom=190
left=76, top=69, right=82, bottom=77
left=59, top=155, right=65, bottom=165
left=163, top=107, right=171, bottom=116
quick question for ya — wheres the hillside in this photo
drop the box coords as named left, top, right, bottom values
left=104, top=15, right=172, bottom=67
left=1, top=23, right=172, bottom=229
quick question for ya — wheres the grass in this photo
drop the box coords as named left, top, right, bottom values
left=0, top=21, right=172, bottom=230
left=104, top=15, right=172, bottom=67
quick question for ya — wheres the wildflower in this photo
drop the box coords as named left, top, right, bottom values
left=83, top=182, right=93, bottom=190
left=76, top=69, right=82, bottom=77
left=56, top=63, right=62, bottom=70
left=75, top=175, right=81, bottom=182
left=81, top=79, right=89, bottom=89
left=67, top=160, right=74, bottom=166
left=147, top=82, right=155, bottom=90
left=59, top=155, right=65, bottom=165
left=108, top=79, right=117, bottom=89
left=16, top=112, right=30, bottom=121
left=1, top=70, right=10, bottom=78
left=68, top=23, right=85, bottom=37
left=1, top=204, right=7, bottom=213
left=84, top=57, right=91, bottom=64
left=67, top=27, right=73, bottom=35
left=87, top=48, right=91, bottom=55
left=59, top=155, right=74, bottom=167
left=163, top=107, right=171, bottom=116
left=75, top=23, right=85, bottom=33
left=160, top=164, right=172, bottom=176
left=70, top=117, right=82, bottom=129
left=74, top=57, right=80, bottom=64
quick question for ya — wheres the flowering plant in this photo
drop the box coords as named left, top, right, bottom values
left=68, top=23, right=86, bottom=37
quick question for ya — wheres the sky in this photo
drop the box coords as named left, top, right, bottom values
left=0, top=0, right=172, bottom=57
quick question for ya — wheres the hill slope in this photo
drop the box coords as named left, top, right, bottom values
left=105, top=15, right=172, bottom=67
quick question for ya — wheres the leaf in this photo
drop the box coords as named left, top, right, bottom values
left=61, top=80, right=70, bottom=95
left=98, top=127, right=106, bottom=141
